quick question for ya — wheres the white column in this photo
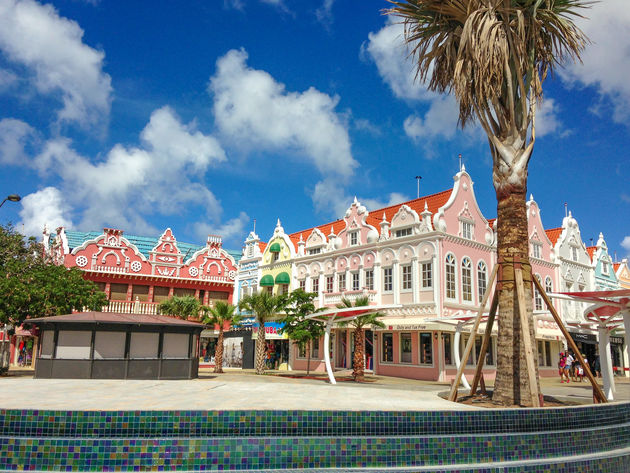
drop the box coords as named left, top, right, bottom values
left=623, top=313, right=630, bottom=378
left=598, top=326, right=615, bottom=400
left=393, top=260, right=400, bottom=305
left=323, top=316, right=337, bottom=385
left=453, top=324, right=471, bottom=390
left=374, top=263, right=382, bottom=304
left=412, top=257, right=419, bottom=304
left=318, top=273, right=324, bottom=306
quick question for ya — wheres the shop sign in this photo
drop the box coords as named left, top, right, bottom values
left=569, top=332, right=597, bottom=343
left=610, top=336, right=624, bottom=345
left=252, top=322, right=288, bottom=340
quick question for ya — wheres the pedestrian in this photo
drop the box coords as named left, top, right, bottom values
left=558, top=352, right=567, bottom=383
left=593, top=354, right=601, bottom=378
left=564, top=351, right=574, bottom=383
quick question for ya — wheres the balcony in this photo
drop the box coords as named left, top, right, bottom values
left=322, top=289, right=377, bottom=307
left=102, top=300, right=160, bottom=315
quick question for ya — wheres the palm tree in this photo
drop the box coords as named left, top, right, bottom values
left=386, top=0, right=589, bottom=405
left=238, top=291, right=288, bottom=375
left=158, top=295, right=202, bottom=320
left=203, top=301, right=242, bottom=373
left=336, top=296, right=385, bottom=382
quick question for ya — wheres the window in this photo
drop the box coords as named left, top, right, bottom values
left=602, top=261, right=609, bottom=275
left=312, top=278, right=319, bottom=294
left=383, top=267, right=393, bottom=292
left=571, top=246, right=578, bottom=261
left=247, top=245, right=254, bottom=257
left=442, top=333, right=452, bottom=365
left=129, top=332, right=159, bottom=359
left=401, top=264, right=412, bottom=290
left=445, top=254, right=456, bottom=299
left=477, top=261, right=487, bottom=302
left=545, top=277, right=552, bottom=295
left=153, top=286, right=170, bottom=302
left=56, top=331, right=91, bottom=359
left=461, top=258, right=472, bottom=302
left=352, top=272, right=360, bottom=291
left=174, top=288, right=195, bottom=297
left=400, top=333, right=412, bottom=363
left=279, top=284, right=289, bottom=295
left=109, top=283, right=129, bottom=301
left=421, top=262, right=432, bottom=289
left=534, top=275, right=543, bottom=310
left=326, top=276, right=333, bottom=293
left=251, top=283, right=258, bottom=294
left=461, top=221, right=473, bottom=240
left=308, top=248, right=321, bottom=255
left=395, top=227, right=412, bottom=238
left=299, top=279, right=306, bottom=291
left=532, top=242, right=542, bottom=259
left=338, top=273, right=346, bottom=292
left=350, top=232, right=358, bottom=246
left=419, top=333, right=432, bottom=364
left=94, top=332, right=126, bottom=359
left=537, top=340, right=552, bottom=367
left=382, top=333, right=393, bottom=362
left=273, top=252, right=279, bottom=262
left=312, top=338, right=319, bottom=358
left=365, top=270, right=374, bottom=290
left=163, top=333, right=189, bottom=358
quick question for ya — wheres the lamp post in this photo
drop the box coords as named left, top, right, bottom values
left=0, top=194, right=21, bottom=208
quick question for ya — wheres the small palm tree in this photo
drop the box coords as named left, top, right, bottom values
left=203, top=301, right=242, bottom=373
left=238, top=291, right=288, bottom=375
left=336, top=296, right=385, bottom=382
left=158, top=295, right=201, bottom=320
left=387, top=0, right=589, bottom=406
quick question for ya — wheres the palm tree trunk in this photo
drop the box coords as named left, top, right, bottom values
left=255, top=321, right=266, bottom=375
left=353, top=327, right=364, bottom=381
left=493, top=187, right=540, bottom=406
left=214, top=327, right=224, bottom=374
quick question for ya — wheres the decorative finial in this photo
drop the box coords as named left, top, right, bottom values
left=353, top=196, right=358, bottom=205
left=382, top=212, right=387, bottom=222
left=424, top=201, right=428, bottom=211
left=529, top=194, right=534, bottom=201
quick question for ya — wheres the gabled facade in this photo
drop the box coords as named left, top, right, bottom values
left=234, top=231, right=266, bottom=305
left=615, top=259, right=630, bottom=289
left=591, top=233, right=619, bottom=291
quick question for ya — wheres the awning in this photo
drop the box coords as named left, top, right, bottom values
left=275, top=272, right=290, bottom=285
left=260, top=274, right=275, bottom=287
left=269, top=242, right=281, bottom=253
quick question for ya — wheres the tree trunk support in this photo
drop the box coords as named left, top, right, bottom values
left=470, top=293, right=498, bottom=396
left=448, top=264, right=499, bottom=402
left=532, top=276, right=607, bottom=404
left=514, top=265, right=540, bottom=407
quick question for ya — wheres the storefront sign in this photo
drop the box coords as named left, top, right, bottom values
left=610, top=336, right=624, bottom=345
left=252, top=322, right=288, bottom=340
left=388, top=324, right=432, bottom=331
left=569, top=332, right=597, bottom=343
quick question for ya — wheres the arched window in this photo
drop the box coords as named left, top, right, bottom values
left=462, top=258, right=472, bottom=302
left=445, top=254, right=456, bottom=299
left=477, top=261, right=487, bottom=302
left=534, top=275, right=543, bottom=311
left=545, top=277, right=552, bottom=294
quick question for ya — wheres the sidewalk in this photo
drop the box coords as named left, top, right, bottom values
left=0, top=368, right=627, bottom=411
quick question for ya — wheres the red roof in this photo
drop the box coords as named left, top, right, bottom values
left=289, top=189, right=453, bottom=244
left=27, top=312, right=205, bottom=327
left=487, top=218, right=496, bottom=229
left=546, top=227, right=563, bottom=246
left=586, top=246, right=596, bottom=261
left=258, top=241, right=267, bottom=252
left=614, top=262, right=621, bottom=272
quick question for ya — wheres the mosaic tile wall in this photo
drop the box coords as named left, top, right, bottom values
left=1, top=403, right=629, bottom=472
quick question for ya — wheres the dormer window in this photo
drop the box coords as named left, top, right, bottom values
left=395, top=227, right=412, bottom=238
left=571, top=246, right=578, bottom=262
left=350, top=231, right=359, bottom=246
left=247, top=245, right=254, bottom=258
left=532, top=242, right=542, bottom=259
left=308, top=248, right=321, bottom=255
left=461, top=221, right=473, bottom=240
left=602, top=261, right=609, bottom=275
left=273, top=252, right=279, bottom=262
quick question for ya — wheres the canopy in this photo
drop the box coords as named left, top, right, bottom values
left=274, top=272, right=290, bottom=285
left=259, top=274, right=275, bottom=287
left=269, top=242, right=281, bottom=253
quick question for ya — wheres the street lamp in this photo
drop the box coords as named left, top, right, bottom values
left=0, top=194, right=21, bottom=208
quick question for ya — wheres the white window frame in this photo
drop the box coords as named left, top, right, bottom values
left=461, top=257, right=472, bottom=302
left=477, top=261, right=487, bottom=302
left=460, top=220, right=473, bottom=240
left=349, top=231, right=359, bottom=246
left=401, top=264, right=412, bottom=291
left=326, top=275, right=334, bottom=293
left=365, top=270, right=374, bottom=290
left=532, top=242, right=542, bottom=259
left=351, top=272, right=360, bottom=291
left=394, top=227, right=413, bottom=238
left=338, top=273, right=346, bottom=292
left=421, top=261, right=432, bottom=289
left=383, top=267, right=393, bottom=292
left=445, top=254, right=457, bottom=300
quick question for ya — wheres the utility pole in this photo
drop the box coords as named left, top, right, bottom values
left=415, top=176, right=422, bottom=199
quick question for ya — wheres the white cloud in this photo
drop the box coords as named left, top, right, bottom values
left=193, top=211, right=250, bottom=243
left=535, top=98, right=565, bottom=138
left=353, top=118, right=381, bottom=136
left=0, top=0, right=112, bottom=128
left=403, top=96, right=460, bottom=142
left=32, top=106, right=227, bottom=234
left=0, top=118, right=36, bottom=165
left=622, top=236, right=630, bottom=258
left=19, top=187, right=72, bottom=237
left=315, top=0, right=335, bottom=27
left=210, top=49, right=356, bottom=179
left=312, top=178, right=352, bottom=217
left=561, top=0, right=630, bottom=123
left=0, top=68, right=17, bottom=89
left=362, top=192, right=410, bottom=212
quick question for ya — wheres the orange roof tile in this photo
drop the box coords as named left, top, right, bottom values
left=258, top=241, right=267, bottom=252
left=545, top=227, right=562, bottom=246
left=487, top=218, right=496, bottom=229
left=586, top=246, right=596, bottom=261
left=288, top=189, right=453, bottom=246
left=613, top=262, right=620, bottom=272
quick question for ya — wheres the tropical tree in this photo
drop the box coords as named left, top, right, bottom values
left=279, top=289, right=325, bottom=376
left=238, top=291, right=288, bottom=375
left=336, top=296, right=385, bottom=382
left=158, top=295, right=202, bottom=320
left=203, top=301, right=242, bottom=373
left=387, top=0, right=589, bottom=406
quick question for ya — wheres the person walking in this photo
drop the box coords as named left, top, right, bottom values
left=558, top=352, right=567, bottom=383
left=564, top=351, right=574, bottom=384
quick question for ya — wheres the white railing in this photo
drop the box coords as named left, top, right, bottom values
left=102, top=300, right=160, bottom=315
left=323, top=289, right=376, bottom=307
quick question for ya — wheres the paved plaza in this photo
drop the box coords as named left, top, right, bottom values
left=0, top=368, right=628, bottom=411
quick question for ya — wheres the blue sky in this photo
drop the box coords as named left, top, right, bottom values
left=0, top=0, right=628, bottom=260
